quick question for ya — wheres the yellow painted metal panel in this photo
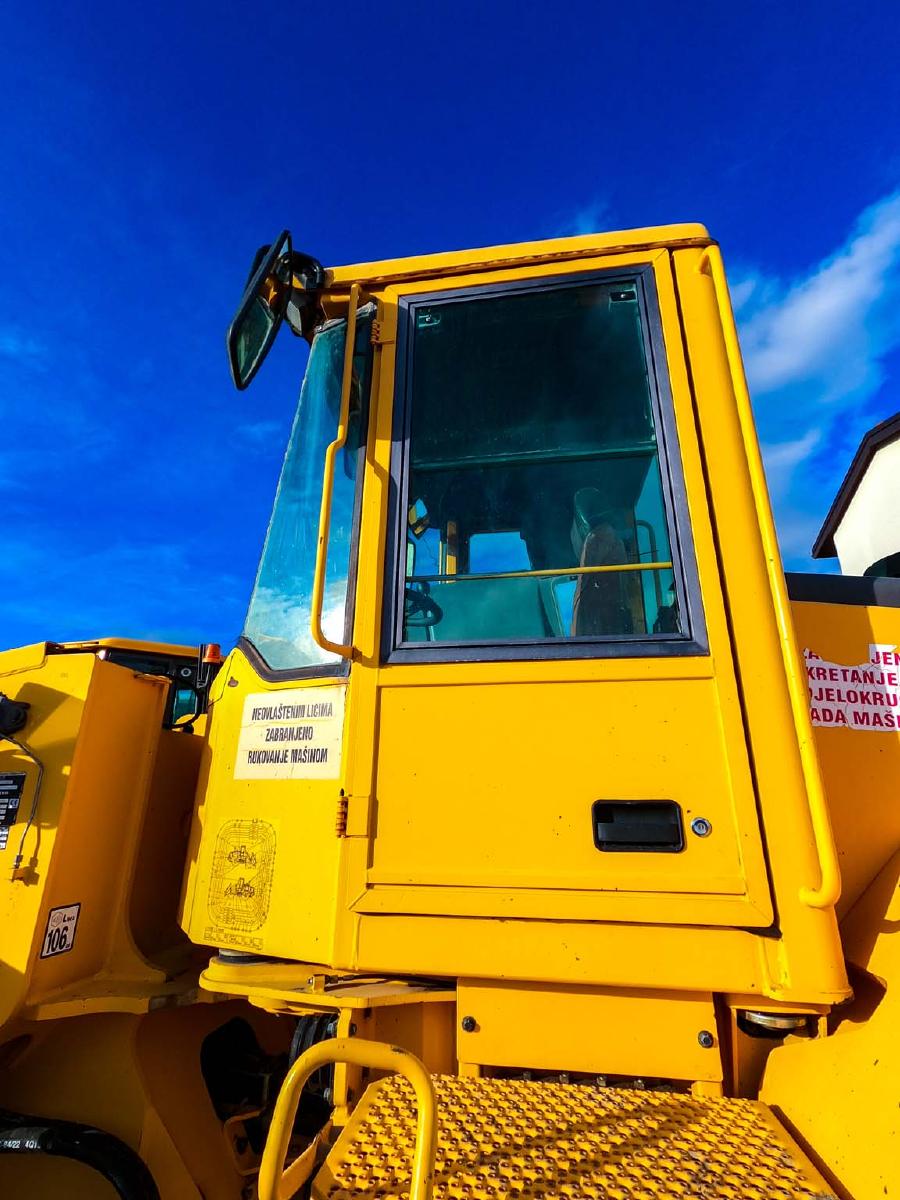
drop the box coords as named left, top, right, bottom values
left=761, top=849, right=900, bottom=1199
left=0, top=650, right=174, bottom=1026
left=353, top=883, right=768, bottom=926
left=180, top=648, right=348, bottom=961
left=354, top=914, right=778, bottom=997
left=455, top=980, right=722, bottom=1082
left=790, top=597, right=900, bottom=917
left=671, top=249, right=848, bottom=1002
left=371, top=677, right=758, bottom=901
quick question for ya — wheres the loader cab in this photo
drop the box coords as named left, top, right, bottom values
left=183, top=227, right=847, bottom=1013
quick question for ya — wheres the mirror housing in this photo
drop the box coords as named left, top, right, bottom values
left=284, top=251, right=327, bottom=339
left=227, top=231, right=293, bottom=390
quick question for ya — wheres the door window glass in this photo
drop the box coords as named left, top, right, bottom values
left=398, top=278, right=686, bottom=647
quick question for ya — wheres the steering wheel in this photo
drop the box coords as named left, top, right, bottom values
left=404, top=585, right=444, bottom=629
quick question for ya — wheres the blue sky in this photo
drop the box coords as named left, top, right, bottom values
left=2, top=2, right=899, bottom=650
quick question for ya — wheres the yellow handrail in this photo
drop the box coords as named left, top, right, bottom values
left=310, top=283, right=362, bottom=659
left=257, top=1037, right=437, bottom=1200
left=698, top=245, right=840, bottom=910
left=409, top=561, right=674, bottom=584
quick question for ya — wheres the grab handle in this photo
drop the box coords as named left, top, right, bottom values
left=310, top=284, right=362, bottom=658
left=257, top=1037, right=437, bottom=1200
left=698, top=246, right=840, bottom=909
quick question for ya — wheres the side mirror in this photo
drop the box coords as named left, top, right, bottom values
left=227, top=230, right=293, bottom=390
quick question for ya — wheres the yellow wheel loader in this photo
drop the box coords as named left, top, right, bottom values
left=0, top=224, right=896, bottom=1199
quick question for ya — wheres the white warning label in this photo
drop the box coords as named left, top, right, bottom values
left=805, top=644, right=900, bottom=731
left=40, top=903, right=80, bottom=958
left=234, top=686, right=345, bottom=780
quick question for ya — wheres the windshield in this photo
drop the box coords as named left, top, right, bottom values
left=242, top=308, right=372, bottom=671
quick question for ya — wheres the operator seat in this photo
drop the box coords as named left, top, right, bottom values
left=570, top=488, right=642, bottom=636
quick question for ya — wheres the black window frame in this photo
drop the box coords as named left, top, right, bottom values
left=238, top=309, right=375, bottom=683
left=382, top=265, right=708, bottom=664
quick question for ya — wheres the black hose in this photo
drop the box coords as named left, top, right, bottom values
left=0, top=1109, right=160, bottom=1200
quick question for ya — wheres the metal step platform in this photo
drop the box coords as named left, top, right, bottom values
left=313, top=1075, right=836, bottom=1200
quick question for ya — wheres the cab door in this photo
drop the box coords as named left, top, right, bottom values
left=350, top=249, right=773, bottom=930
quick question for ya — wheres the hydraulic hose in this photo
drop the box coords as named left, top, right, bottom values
left=0, top=1109, right=160, bottom=1200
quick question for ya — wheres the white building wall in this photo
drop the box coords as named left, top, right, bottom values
left=834, top=438, right=900, bottom=575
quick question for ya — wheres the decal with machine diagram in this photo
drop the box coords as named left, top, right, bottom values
left=233, top=685, right=345, bottom=779
left=207, top=818, right=276, bottom=940
left=805, top=644, right=900, bottom=731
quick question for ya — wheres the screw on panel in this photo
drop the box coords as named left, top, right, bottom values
left=698, top=1030, right=715, bottom=1048
left=691, top=817, right=713, bottom=838
left=461, top=1015, right=477, bottom=1033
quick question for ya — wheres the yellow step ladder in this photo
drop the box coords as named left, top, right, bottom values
left=260, top=1039, right=836, bottom=1200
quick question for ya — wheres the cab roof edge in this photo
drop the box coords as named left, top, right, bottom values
left=327, top=224, right=713, bottom=288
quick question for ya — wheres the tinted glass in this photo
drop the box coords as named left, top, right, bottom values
left=400, top=279, right=683, bottom=646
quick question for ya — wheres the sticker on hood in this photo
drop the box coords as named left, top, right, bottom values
left=804, top=644, right=900, bottom=731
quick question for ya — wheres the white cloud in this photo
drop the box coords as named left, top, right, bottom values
left=761, top=428, right=822, bottom=476
left=555, top=198, right=611, bottom=238
left=735, top=190, right=900, bottom=564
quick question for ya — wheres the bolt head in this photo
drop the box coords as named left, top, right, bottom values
left=691, top=817, right=712, bottom=838
left=698, top=1029, right=715, bottom=1048
left=461, top=1015, right=477, bottom=1033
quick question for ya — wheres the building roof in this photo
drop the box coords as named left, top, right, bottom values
left=812, top=412, right=900, bottom=558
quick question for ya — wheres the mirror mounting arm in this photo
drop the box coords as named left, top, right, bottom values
left=285, top=251, right=327, bottom=339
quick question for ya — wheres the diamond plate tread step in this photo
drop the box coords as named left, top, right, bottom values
left=313, top=1075, right=836, bottom=1200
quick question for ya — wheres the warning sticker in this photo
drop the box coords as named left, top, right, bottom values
left=805, top=644, right=900, bottom=731
left=40, top=903, right=80, bottom=958
left=234, top=686, right=345, bottom=780
left=0, top=772, right=26, bottom=852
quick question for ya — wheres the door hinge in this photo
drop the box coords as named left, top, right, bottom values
left=335, top=792, right=372, bottom=838
left=371, top=316, right=396, bottom=346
